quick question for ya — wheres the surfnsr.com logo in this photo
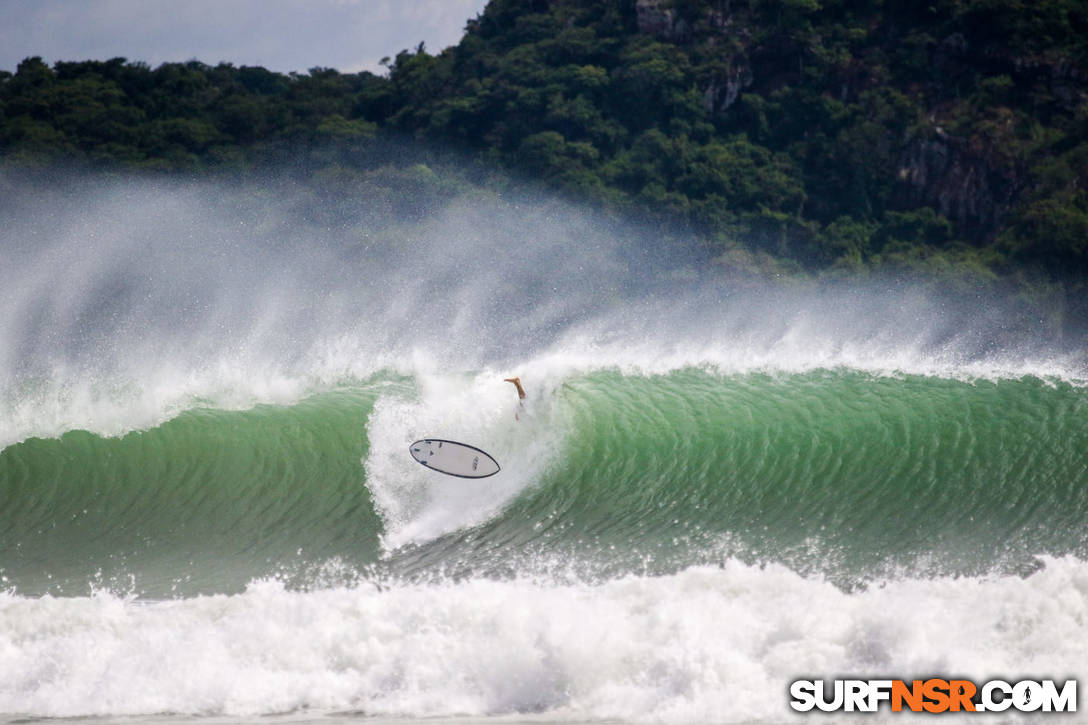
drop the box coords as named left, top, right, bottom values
left=789, top=679, right=1077, bottom=713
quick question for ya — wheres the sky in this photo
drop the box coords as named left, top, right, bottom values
left=0, top=0, right=490, bottom=75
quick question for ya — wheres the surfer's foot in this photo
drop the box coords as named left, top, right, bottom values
left=504, top=376, right=526, bottom=399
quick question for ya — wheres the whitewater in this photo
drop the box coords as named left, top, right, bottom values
left=1, top=178, right=1086, bottom=724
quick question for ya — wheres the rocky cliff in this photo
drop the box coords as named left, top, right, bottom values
left=634, top=0, right=1085, bottom=244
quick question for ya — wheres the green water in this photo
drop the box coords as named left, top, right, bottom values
left=3, top=368, right=1085, bottom=596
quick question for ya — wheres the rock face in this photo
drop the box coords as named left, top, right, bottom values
left=896, top=134, right=1018, bottom=239
left=636, top=0, right=692, bottom=40
left=703, top=63, right=753, bottom=114
left=632, top=4, right=1083, bottom=242
left=1010, top=54, right=1088, bottom=112
left=635, top=0, right=676, bottom=37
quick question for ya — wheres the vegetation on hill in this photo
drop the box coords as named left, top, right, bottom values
left=1, top=0, right=1085, bottom=331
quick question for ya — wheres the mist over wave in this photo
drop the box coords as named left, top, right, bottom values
left=1, top=175, right=1086, bottom=723
left=0, top=176, right=1081, bottom=447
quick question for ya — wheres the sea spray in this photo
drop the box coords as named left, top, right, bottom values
left=1, top=177, right=1086, bottom=724
left=1, top=178, right=1082, bottom=452
left=364, top=369, right=568, bottom=549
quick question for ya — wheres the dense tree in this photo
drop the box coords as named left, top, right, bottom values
left=1, top=0, right=1085, bottom=330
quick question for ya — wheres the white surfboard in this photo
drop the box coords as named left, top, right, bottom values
left=409, top=439, right=501, bottom=478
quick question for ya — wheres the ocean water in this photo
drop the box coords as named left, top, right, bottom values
left=1, top=180, right=1086, bottom=724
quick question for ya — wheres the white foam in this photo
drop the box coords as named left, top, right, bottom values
left=530, top=303, right=1087, bottom=386
left=364, top=369, right=568, bottom=548
left=1, top=556, right=1084, bottom=722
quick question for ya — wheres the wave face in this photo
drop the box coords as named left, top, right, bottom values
left=3, top=368, right=1087, bottom=590
left=1, top=179, right=1086, bottom=723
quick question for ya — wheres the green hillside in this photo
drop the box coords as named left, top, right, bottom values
left=2, top=0, right=1085, bottom=326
